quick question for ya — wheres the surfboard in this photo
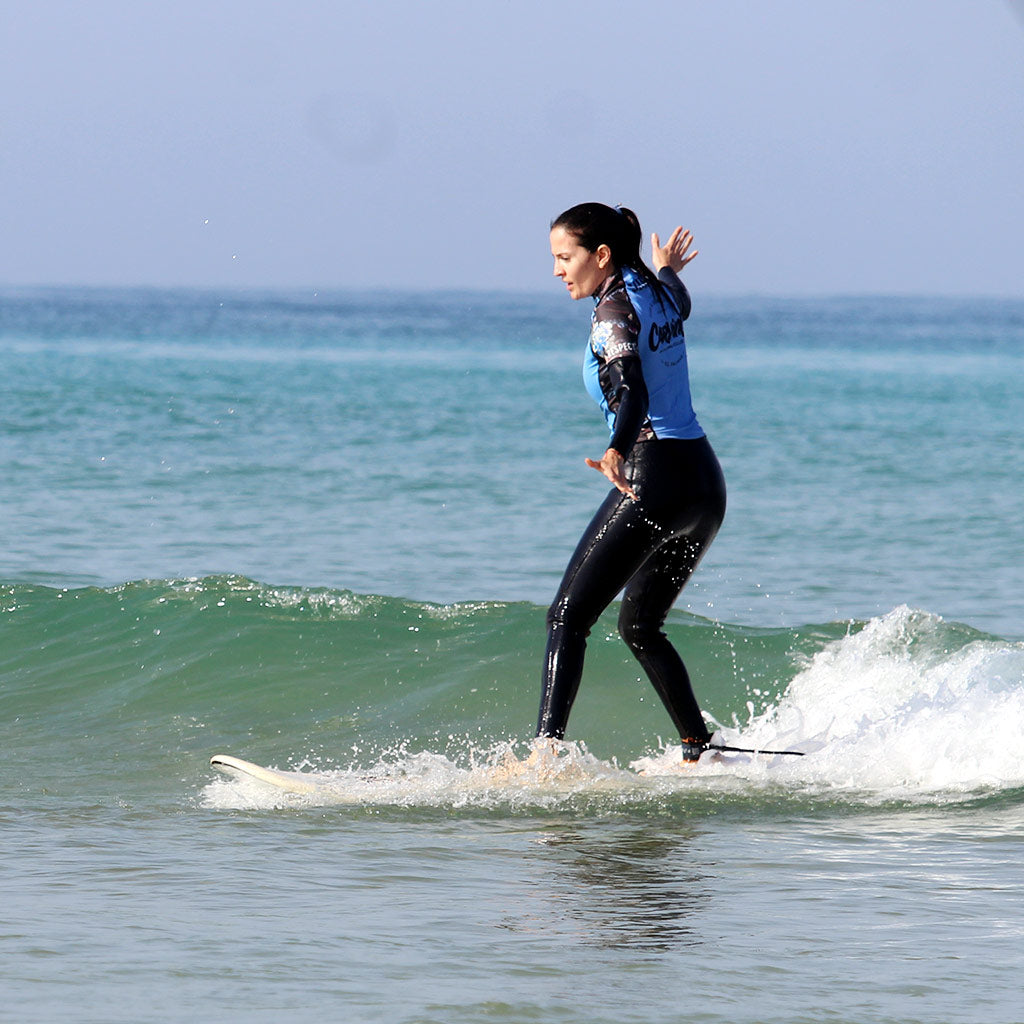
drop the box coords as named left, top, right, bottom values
left=210, top=753, right=322, bottom=795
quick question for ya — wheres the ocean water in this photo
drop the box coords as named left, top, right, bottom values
left=2, top=286, right=1023, bottom=1023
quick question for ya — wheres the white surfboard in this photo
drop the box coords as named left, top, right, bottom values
left=210, top=753, right=322, bottom=795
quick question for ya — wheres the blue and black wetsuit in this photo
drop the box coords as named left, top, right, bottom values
left=536, top=265, right=726, bottom=746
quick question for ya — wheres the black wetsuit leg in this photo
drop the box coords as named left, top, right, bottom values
left=536, top=437, right=726, bottom=741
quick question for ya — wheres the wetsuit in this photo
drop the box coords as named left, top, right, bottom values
left=536, top=265, right=726, bottom=745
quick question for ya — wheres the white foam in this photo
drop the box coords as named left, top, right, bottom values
left=201, top=739, right=642, bottom=812
left=707, top=605, right=1024, bottom=800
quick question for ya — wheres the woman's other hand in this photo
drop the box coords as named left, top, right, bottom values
left=651, top=226, right=698, bottom=274
left=584, top=448, right=638, bottom=500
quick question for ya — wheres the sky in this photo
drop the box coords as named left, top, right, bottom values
left=2, top=0, right=1023, bottom=296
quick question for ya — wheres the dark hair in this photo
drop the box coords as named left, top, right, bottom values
left=551, top=202, right=657, bottom=284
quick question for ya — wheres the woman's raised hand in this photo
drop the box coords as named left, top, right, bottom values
left=651, top=226, right=698, bottom=274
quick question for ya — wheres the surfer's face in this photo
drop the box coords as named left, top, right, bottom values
left=550, top=226, right=613, bottom=301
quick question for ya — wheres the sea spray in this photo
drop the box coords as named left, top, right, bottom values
left=722, top=605, right=1024, bottom=798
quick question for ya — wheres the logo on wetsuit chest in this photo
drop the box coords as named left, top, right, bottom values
left=648, top=316, right=685, bottom=352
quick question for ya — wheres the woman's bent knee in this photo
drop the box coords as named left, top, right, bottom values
left=617, top=604, right=662, bottom=653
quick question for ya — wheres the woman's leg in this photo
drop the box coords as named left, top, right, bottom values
left=618, top=438, right=726, bottom=744
left=617, top=528, right=719, bottom=743
left=536, top=486, right=664, bottom=738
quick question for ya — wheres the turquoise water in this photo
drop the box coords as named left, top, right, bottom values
left=2, top=287, right=1023, bottom=1022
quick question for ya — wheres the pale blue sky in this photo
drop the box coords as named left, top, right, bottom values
left=2, top=1, right=1022, bottom=295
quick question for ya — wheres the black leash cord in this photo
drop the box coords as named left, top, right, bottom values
left=709, top=743, right=805, bottom=757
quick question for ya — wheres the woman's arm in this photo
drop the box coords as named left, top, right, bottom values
left=605, top=356, right=648, bottom=460
left=651, top=226, right=697, bottom=320
left=584, top=356, right=647, bottom=499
